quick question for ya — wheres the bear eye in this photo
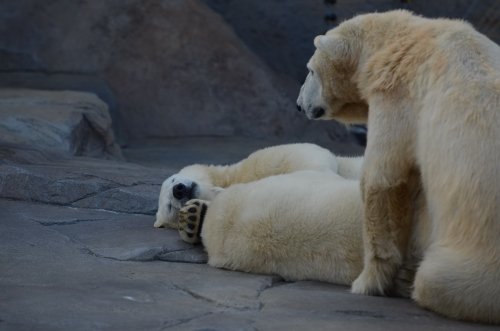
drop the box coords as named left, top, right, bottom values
left=310, top=69, right=314, bottom=76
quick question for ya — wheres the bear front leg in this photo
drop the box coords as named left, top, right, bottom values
left=351, top=96, right=416, bottom=295
left=352, top=179, right=413, bottom=295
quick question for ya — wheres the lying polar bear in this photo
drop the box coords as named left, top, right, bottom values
left=154, top=143, right=361, bottom=229
left=156, top=143, right=428, bottom=291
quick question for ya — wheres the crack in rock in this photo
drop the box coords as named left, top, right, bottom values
left=79, top=244, right=206, bottom=264
left=256, top=276, right=287, bottom=298
left=254, top=276, right=288, bottom=311
left=172, top=284, right=258, bottom=312
left=65, top=186, right=121, bottom=205
left=115, top=246, right=205, bottom=263
left=172, top=284, right=219, bottom=305
left=31, top=217, right=108, bottom=226
left=157, top=247, right=208, bottom=264
left=158, top=312, right=213, bottom=330
left=335, top=310, right=386, bottom=319
left=78, top=246, right=123, bottom=262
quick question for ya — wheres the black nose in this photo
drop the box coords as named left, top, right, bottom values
left=173, top=183, right=188, bottom=200
left=296, top=104, right=302, bottom=112
left=312, top=107, right=325, bottom=118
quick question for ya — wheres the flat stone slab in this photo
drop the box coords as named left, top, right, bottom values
left=0, top=156, right=171, bottom=215
left=1, top=199, right=497, bottom=331
left=0, top=199, right=275, bottom=330
left=1, top=199, right=206, bottom=263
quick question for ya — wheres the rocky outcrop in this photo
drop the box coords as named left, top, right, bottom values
left=0, top=0, right=354, bottom=145
left=204, top=0, right=500, bottom=85
left=0, top=89, right=122, bottom=159
left=202, top=0, right=331, bottom=83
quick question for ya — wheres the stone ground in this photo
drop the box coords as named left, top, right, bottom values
left=0, top=138, right=497, bottom=331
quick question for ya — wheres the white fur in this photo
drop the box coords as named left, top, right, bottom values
left=298, top=10, right=500, bottom=323
left=155, top=143, right=345, bottom=228
left=202, top=170, right=364, bottom=284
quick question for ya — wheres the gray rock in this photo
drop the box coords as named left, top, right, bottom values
left=0, top=199, right=273, bottom=330
left=204, top=0, right=500, bottom=85
left=72, top=184, right=160, bottom=215
left=0, top=156, right=169, bottom=215
left=0, top=72, right=125, bottom=144
left=0, top=0, right=357, bottom=146
left=203, top=0, right=331, bottom=83
left=0, top=89, right=122, bottom=159
left=2, top=199, right=205, bottom=263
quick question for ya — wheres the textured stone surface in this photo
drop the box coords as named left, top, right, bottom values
left=0, top=89, right=122, bottom=159
left=0, top=73, right=126, bottom=143
left=1, top=197, right=495, bottom=330
left=0, top=151, right=171, bottom=214
left=205, top=0, right=500, bottom=84
left=0, top=0, right=356, bottom=145
left=0, top=200, right=273, bottom=330
left=203, top=0, right=331, bottom=83
left=2, top=199, right=206, bottom=263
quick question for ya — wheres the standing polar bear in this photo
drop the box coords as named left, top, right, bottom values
left=297, top=10, right=500, bottom=323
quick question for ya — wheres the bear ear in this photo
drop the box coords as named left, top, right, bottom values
left=314, top=35, right=351, bottom=60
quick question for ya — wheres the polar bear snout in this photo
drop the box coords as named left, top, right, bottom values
left=173, top=182, right=197, bottom=201
left=311, top=107, right=325, bottom=119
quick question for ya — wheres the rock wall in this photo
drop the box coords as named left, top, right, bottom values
left=203, top=0, right=331, bottom=83
left=204, top=0, right=499, bottom=85
left=0, top=0, right=352, bottom=146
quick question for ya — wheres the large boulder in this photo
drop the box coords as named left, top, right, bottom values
left=0, top=0, right=353, bottom=145
left=0, top=89, right=122, bottom=160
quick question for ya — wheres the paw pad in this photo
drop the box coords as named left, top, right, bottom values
left=178, top=199, right=208, bottom=244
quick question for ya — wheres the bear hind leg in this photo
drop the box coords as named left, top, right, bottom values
left=413, top=245, right=500, bottom=323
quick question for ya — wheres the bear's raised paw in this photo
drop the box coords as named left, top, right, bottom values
left=178, top=199, right=209, bottom=244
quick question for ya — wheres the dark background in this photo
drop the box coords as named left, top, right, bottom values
left=1, top=0, right=499, bottom=152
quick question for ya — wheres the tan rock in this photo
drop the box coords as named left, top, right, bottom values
left=0, top=89, right=122, bottom=159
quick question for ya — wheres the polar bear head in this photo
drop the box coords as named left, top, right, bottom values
left=154, top=166, right=223, bottom=228
left=296, top=21, right=369, bottom=124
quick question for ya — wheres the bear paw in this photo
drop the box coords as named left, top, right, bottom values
left=351, top=261, right=395, bottom=296
left=178, top=199, right=209, bottom=244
